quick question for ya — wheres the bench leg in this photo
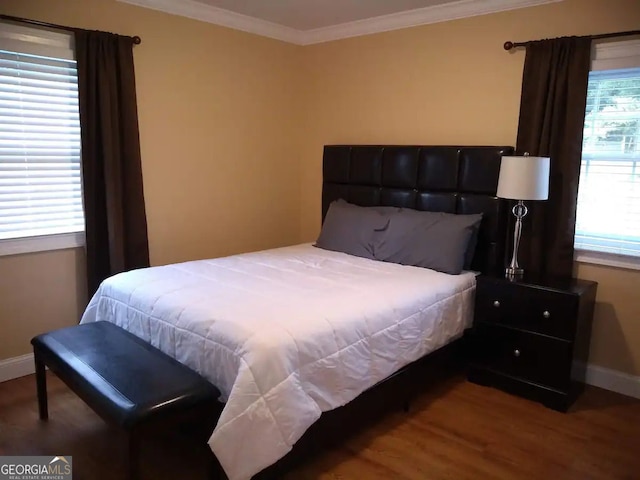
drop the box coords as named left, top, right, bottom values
left=127, top=430, right=140, bottom=480
left=34, top=350, right=48, bottom=421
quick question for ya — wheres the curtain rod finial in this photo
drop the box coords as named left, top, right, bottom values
left=504, top=41, right=514, bottom=50
left=133, top=36, right=141, bottom=45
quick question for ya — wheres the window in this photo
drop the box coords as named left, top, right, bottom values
left=575, top=40, right=640, bottom=268
left=0, top=22, right=84, bottom=256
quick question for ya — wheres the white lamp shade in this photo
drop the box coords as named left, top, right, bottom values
left=496, top=155, right=550, bottom=200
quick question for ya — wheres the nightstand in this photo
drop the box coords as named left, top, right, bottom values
left=467, top=274, right=597, bottom=412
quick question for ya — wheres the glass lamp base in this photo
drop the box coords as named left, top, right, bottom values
left=505, top=267, right=524, bottom=279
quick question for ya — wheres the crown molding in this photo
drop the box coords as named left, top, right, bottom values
left=300, top=0, right=563, bottom=45
left=118, top=0, right=302, bottom=44
left=118, top=0, right=563, bottom=46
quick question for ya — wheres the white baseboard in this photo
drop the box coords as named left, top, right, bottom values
left=1, top=353, right=638, bottom=399
left=0, top=353, right=35, bottom=383
left=580, top=362, right=640, bottom=399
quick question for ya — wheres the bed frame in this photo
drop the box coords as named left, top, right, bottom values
left=250, top=145, right=513, bottom=478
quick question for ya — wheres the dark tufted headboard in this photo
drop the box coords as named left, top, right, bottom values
left=322, top=145, right=514, bottom=276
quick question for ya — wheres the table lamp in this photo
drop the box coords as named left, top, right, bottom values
left=496, top=153, right=550, bottom=278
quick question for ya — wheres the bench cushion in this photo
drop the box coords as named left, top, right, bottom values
left=31, top=321, right=220, bottom=429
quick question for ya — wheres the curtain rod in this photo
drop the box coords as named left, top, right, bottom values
left=504, top=29, right=640, bottom=50
left=0, top=13, right=141, bottom=45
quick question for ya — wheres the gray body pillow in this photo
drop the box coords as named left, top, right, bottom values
left=374, top=209, right=483, bottom=275
left=315, top=200, right=482, bottom=274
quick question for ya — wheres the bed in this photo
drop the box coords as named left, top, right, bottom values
left=80, top=144, right=513, bottom=479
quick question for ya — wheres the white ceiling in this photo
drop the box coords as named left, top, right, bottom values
left=193, top=0, right=461, bottom=31
left=119, top=0, right=563, bottom=45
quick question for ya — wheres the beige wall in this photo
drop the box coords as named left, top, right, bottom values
left=575, top=263, right=640, bottom=377
left=1, top=0, right=640, bottom=378
left=297, top=0, right=640, bottom=376
left=0, top=249, right=86, bottom=359
left=0, top=0, right=303, bottom=359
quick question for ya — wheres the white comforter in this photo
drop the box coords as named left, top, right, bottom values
left=81, top=244, right=476, bottom=479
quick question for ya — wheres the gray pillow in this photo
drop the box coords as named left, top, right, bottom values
left=463, top=220, right=482, bottom=270
left=315, top=200, right=391, bottom=259
left=374, top=209, right=483, bottom=275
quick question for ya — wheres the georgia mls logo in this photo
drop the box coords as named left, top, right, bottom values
left=0, top=456, right=73, bottom=480
left=49, top=457, right=71, bottom=472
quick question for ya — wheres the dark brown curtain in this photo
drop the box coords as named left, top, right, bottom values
left=75, top=31, right=149, bottom=296
left=515, top=36, right=592, bottom=277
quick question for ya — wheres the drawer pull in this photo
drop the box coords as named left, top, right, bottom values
left=493, top=300, right=501, bottom=308
left=514, top=349, right=521, bottom=357
left=543, top=310, right=551, bottom=319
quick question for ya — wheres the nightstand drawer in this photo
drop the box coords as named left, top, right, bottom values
left=475, top=281, right=577, bottom=340
left=472, top=323, right=572, bottom=390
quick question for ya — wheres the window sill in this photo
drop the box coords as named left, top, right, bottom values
left=0, top=232, right=85, bottom=257
left=574, top=249, right=640, bottom=271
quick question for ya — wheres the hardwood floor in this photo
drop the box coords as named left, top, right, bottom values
left=1, top=371, right=639, bottom=479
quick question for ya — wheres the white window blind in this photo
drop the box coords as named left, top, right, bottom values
left=575, top=41, right=640, bottom=260
left=0, top=23, right=84, bottom=242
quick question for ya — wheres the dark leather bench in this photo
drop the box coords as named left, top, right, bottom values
left=31, top=321, right=222, bottom=479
